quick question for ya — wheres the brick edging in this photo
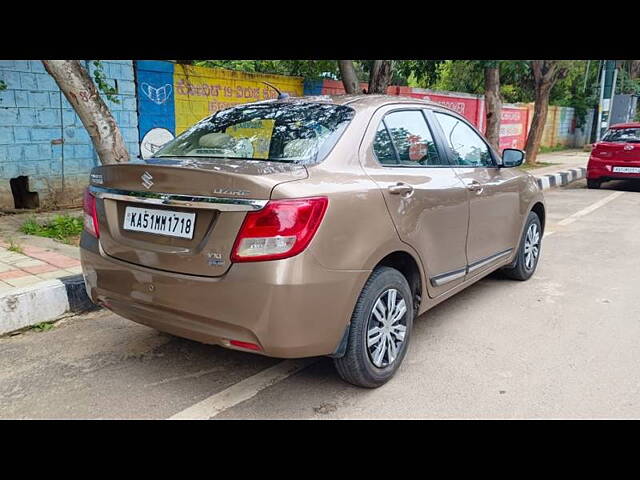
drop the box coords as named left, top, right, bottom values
left=0, top=274, right=93, bottom=335
left=535, top=167, right=587, bottom=190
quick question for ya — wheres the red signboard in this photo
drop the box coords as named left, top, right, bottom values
left=311, top=82, right=530, bottom=151
left=498, top=106, right=528, bottom=150
left=408, top=91, right=483, bottom=130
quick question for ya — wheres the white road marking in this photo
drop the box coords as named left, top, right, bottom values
left=557, top=191, right=625, bottom=227
left=168, top=358, right=318, bottom=420
left=145, top=367, right=224, bottom=387
left=168, top=189, right=626, bottom=420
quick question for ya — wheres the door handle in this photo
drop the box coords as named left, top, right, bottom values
left=388, top=182, right=414, bottom=196
left=465, top=180, right=484, bottom=194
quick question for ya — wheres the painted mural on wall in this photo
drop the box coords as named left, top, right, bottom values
left=136, top=60, right=176, bottom=159
left=135, top=61, right=304, bottom=159
left=134, top=62, right=576, bottom=160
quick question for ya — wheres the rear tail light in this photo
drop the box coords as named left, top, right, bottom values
left=231, top=197, right=328, bottom=262
left=83, top=188, right=100, bottom=238
left=592, top=146, right=611, bottom=158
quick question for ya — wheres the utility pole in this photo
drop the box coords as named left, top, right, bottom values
left=596, top=60, right=618, bottom=141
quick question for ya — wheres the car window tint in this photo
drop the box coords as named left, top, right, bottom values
left=154, top=103, right=355, bottom=165
left=435, top=112, right=494, bottom=167
left=602, top=128, right=640, bottom=143
left=378, top=111, right=443, bottom=167
left=373, top=123, right=397, bottom=165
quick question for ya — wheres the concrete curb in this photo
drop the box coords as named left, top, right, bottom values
left=0, top=274, right=93, bottom=335
left=535, top=167, right=587, bottom=191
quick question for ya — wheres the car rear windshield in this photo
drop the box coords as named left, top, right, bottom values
left=602, top=128, right=640, bottom=143
left=154, top=102, right=355, bottom=164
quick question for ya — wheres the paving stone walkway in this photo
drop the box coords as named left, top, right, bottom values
left=0, top=208, right=83, bottom=294
left=0, top=240, right=81, bottom=292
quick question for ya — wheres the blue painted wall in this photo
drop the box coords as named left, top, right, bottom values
left=303, top=79, right=324, bottom=96
left=0, top=60, right=140, bottom=208
left=136, top=60, right=175, bottom=139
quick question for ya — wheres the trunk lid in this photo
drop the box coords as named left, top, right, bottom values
left=92, top=158, right=307, bottom=277
left=594, top=141, right=640, bottom=162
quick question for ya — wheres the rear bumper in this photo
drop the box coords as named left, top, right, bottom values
left=587, top=157, right=640, bottom=181
left=80, top=237, right=369, bottom=358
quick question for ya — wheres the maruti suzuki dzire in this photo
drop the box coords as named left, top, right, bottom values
left=80, top=95, right=545, bottom=388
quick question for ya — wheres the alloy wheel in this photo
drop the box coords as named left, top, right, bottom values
left=523, top=223, right=540, bottom=271
left=366, top=288, right=408, bottom=368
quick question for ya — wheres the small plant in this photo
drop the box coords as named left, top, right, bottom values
left=7, top=239, right=23, bottom=254
left=31, top=322, right=55, bottom=332
left=21, top=215, right=84, bottom=245
left=92, top=60, right=120, bottom=104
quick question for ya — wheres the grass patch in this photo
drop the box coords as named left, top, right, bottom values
left=539, top=145, right=571, bottom=154
left=31, top=322, right=55, bottom=332
left=7, top=239, right=23, bottom=254
left=21, top=215, right=83, bottom=245
left=519, top=161, right=557, bottom=171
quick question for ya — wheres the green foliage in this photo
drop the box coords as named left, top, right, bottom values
left=422, top=60, right=533, bottom=103
left=550, top=60, right=600, bottom=127
left=194, top=60, right=340, bottom=80
left=616, top=67, right=640, bottom=96
left=21, top=215, right=83, bottom=244
left=0, top=80, right=6, bottom=91
left=92, top=60, right=120, bottom=103
left=431, top=60, right=485, bottom=93
left=396, top=60, right=444, bottom=88
left=31, top=322, right=55, bottom=332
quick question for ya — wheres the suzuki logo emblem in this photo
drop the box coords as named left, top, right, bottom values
left=141, top=171, right=154, bottom=189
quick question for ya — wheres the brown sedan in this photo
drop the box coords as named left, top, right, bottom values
left=80, top=95, right=545, bottom=388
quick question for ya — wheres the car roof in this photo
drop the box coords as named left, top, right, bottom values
left=609, top=122, right=640, bottom=129
left=267, top=94, right=444, bottom=111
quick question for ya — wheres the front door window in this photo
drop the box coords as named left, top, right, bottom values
left=434, top=112, right=494, bottom=167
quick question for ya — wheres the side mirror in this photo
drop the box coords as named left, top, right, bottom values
left=502, top=148, right=525, bottom=167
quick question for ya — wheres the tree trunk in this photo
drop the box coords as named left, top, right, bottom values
left=524, top=83, right=552, bottom=165
left=484, top=65, right=502, bottom=151
left=338, top=60, right=360, bottom=94
left=524, top=60, right=568, bottom=166
left=630, top=60, right=640, bottom=80
left=42, top=60, right=129, bottom=165
left=368, top=60, right=393, bottom=94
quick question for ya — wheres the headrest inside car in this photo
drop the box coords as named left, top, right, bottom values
left=199, top=132, right=235, bottom=148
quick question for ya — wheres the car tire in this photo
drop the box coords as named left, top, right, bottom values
left=587, top=179, right=601, bottom=189
left=501, top=211, right=542, bottom=281
left=333, top=266, right=414, bottom=388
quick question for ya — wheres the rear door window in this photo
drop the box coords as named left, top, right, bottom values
left=373, top=110, right=444, bottom=167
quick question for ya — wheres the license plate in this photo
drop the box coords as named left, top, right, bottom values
left=124, top=206, right=196, bottom=239
left=612, top=166, right=640, bottom=173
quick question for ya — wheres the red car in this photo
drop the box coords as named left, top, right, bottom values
left=587, top=122, right=640, bottom=189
